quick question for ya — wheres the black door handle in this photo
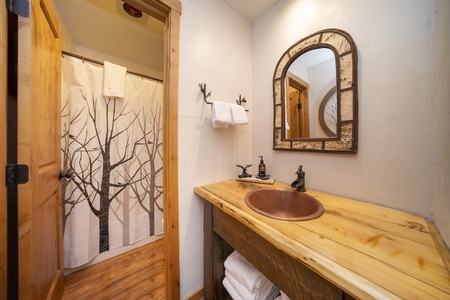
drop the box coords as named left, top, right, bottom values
left=59, top=170, right=72, bottom=181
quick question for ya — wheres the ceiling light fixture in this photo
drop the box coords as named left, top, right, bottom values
left=123, top=3, right=143, bottom=18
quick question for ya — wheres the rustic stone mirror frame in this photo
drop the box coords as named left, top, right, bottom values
left=273, top=29, right=358, bottom=153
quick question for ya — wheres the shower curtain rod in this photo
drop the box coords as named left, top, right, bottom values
left=61, top=50, right=163, bottom=83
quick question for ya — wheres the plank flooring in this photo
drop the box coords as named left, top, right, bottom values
left=62, top=239, right=165, bottom=300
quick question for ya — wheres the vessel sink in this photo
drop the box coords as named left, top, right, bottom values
left=244, top=188, right=324, bottom=221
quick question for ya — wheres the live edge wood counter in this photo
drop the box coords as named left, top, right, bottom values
left=194, top=179, right=450, bottom=300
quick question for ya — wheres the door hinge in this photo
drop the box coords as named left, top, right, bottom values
left=6, top=0, right=29, bottom=17
left=5, top=164, right=29, bottom=187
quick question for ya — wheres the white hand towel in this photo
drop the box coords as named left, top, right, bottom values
left=225, top=270, right=280, bottom=300
left=103, top=61, right=127, bottom=98
left=224, top=251, right=267, bottom=293
left=223, top=277, right=244, bottom=300
left=230, top=103, right=248, bottom=125
left=211, top=101, right=232, bottom=128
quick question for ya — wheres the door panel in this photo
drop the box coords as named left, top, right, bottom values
left=17, top=0, right=63, bottom=298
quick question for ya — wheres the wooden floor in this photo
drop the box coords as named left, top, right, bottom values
left=62, top=239, right=165, bottom=300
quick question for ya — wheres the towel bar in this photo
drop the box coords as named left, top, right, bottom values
left=199, top=83, right=249, bottom=112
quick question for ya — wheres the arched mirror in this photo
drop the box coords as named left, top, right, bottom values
left=273, top=29, right=358, bottom=153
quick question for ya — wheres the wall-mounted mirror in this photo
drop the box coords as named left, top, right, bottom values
left=273, top=29, right=358, bottom=153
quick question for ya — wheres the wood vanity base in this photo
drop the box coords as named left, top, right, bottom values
left=204, top=202, right=355, bottom=300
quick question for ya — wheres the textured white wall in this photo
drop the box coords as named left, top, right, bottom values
left=178, top=0, right=253, bottom=297
left=433, top=0, right=450, bottom=246
left=252, top=0, right=437, bottom=217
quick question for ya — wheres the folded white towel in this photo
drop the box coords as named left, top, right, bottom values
left=230, top=103, right=248, bottom=125
left=103, top=61, right=127, bottom=98
left=211, top=101, right=232, bottom=128
left=225, top=270, right=280, bottom=300
left=223, top=277, right=244, bottom=300
left=224, top=251, right=267, bottom=293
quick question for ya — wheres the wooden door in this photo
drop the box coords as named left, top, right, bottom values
left=298, top=89, right=310, bottom=138
left=17, top=0, right=63, bottom=299
left=288, top=90, right=300, bottom=138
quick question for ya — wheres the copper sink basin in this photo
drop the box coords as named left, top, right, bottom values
left=244, top=188, right=324, bottom=221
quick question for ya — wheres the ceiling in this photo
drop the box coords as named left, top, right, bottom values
left=224, top=0, right=279, bottom=22
left=52, top=0, right=277, bottom=72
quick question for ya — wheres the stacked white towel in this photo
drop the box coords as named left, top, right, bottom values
left=222, top=251, right=280, bottom=300
left=211, top=101, right=248, bottom=128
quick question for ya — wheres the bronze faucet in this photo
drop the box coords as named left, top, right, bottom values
left=290, top=165, right=306, bottom=192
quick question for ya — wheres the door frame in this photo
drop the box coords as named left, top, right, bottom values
left=125, top=1, right=181, bottom=299
left=0, top=0, right=181, bottom=298
left=1, top=3, right=8, bottom=298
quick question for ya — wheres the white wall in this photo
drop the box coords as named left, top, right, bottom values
left=178, top=0, right=253, bottom=297
left=253, top=0, right=437, bottom=218
left=433, top=0, right=450, bottom=246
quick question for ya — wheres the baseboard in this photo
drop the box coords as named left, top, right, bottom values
left=185, top=287, right=204, bottom=300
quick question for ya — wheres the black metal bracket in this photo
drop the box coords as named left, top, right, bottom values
left=236, top=95, right=249, bottom=112
left=6, top=0, right=29, bottom=17
left=199, top=83, right=212, bottom=105
left=5, top=164, right=29, bottom=187
left=199, top=83, right=249, bottom=111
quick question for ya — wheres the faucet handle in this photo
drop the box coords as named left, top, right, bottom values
left=295, top=165, right=303, bottom=175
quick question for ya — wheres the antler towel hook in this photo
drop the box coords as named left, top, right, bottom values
left=236, top=95, right=249, bottom=112
left=199, top=83, right=212, bottom=105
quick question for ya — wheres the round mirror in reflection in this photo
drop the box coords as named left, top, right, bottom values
left=318, top=86, right=337, bottom=137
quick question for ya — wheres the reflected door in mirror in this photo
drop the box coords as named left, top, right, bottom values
left=286, top=73, right=310, bottom=138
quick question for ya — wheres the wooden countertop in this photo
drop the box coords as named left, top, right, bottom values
left=194, top=179, right=450, bottom=300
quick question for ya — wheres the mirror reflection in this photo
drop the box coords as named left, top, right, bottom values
left=273, top=28, right=358, bottom=153
left=285, top=48, right=336, bottom=139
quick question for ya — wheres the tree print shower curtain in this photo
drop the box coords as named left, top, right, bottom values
left=61, top=56, right=164, bottom=268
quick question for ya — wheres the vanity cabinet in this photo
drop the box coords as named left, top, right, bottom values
left=204, top=202, right=356, bottom=300
left=196, top=180, right=450, bottom=300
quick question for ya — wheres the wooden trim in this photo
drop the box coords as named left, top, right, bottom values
left=163, top=7, right=181, bottom=299
left=185, top=287, right=205, bottom=300
left=1, top=3, right=7, bottom=299
left=40, top=0, right=60, bottom=38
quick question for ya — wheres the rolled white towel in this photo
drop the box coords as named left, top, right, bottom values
left=224, top=251, right=268, bottom=293
left=225, top=269, right=280, bottom=300
left=230, top=103, right=248, bottom=125
left=211, top=101, right=232, bottom=128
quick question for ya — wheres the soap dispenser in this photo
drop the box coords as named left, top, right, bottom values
left=257, top=156, right=266, bottom=179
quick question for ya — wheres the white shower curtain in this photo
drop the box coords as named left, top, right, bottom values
left=61, top=56, right=164, bottom=268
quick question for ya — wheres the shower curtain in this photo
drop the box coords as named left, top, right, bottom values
left=61, top=56, right=164, bottom=268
